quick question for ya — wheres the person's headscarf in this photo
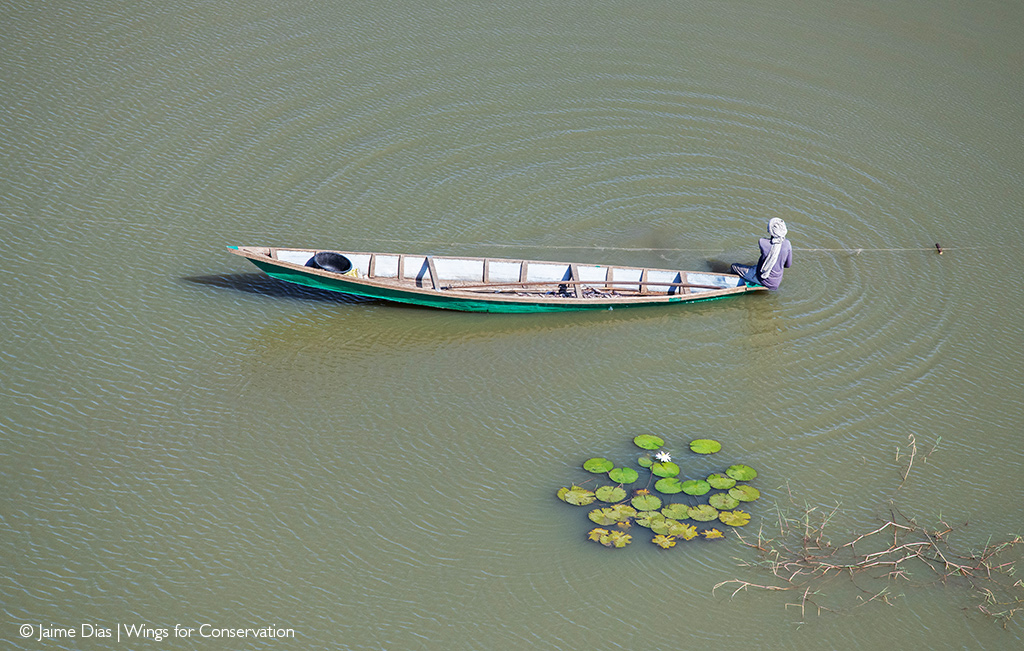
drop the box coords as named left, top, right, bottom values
left=759, top=218, right=788, bottom=279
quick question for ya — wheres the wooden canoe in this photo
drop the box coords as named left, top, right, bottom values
left=228, top=246, right=766, bottom=313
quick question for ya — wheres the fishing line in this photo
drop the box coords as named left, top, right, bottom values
left=327, top=237, right=983, bottom=255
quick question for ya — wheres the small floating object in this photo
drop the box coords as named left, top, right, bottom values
left=935, top=242, right=943, bottom=254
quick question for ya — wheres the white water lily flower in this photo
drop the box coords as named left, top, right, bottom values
left=655, top=451, right=671, bottom=463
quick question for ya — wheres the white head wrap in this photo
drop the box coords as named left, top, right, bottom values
left=759, top=218, right=788, bottom=279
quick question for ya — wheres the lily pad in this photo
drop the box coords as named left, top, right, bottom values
left=637, top=455, right=653, bottom=468
left=590, top=529, right=632, bottom=548
left=652, top=534, right=677, bottom=549
left=557, top=485, right=596, bottom=506
left=729, top=485, right=761, bottom=502
left=595, top=485, right=627, bottom=503
left=608, top=467, right=639, bottom=484
left=681, top=479, right=711, bottom=496
left=651, top=461, right=680, bottom=478
left=718, top=510, right=751, bottom=527
left=588, top=508, right=617, bottom=526
left=726, top=464, right=757, bottom=481
left=650, top=518, right=692, bottom=539
left=689, top=439, right=722, bottom=454
left=706, top=473, right=736, bottom=490
left=661, top=503, right=690, bottom=520
left=687, top=504, right=720, bottom=522
left=650, top=517, right=682, bottom=536
left=676, top=522, right=699, bottom=540
left=588, top=504, right=637, bottom=525
left=631, top=493, right=663, bottom=511
left=633, top=434, right=665, bottom=450
left=702, top=528, right=725, bottom=540
left=655, top=477, right=684, bottom=494
left=634, top=511, right=664, bottom=528
left=583, top=457, right=614, bottom=473
left=709, top=493, right=740, bottom=510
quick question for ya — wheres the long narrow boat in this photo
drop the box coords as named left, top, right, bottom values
left=228, top=245, right=766, bottom=313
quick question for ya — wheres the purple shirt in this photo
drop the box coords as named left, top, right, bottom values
left=756, top=238, right=792, bottom=290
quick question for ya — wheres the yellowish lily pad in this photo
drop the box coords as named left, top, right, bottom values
left=631, top=493, right=663, bottom=511
left=709, top=493, right=740, bottom=510
left=687, top=504, right=720, bottom=521
left=557, top=485, right=596, bottom=506
left=719, top=510, right=751, bottom=526
left=660, top=503, right=690, bottom=520
left=652, top=534, right=676, bottom=549
left=595, top=485, right=627, bottom=503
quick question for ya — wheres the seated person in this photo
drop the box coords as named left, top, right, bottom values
left=731, top=218, right=792, bottom=290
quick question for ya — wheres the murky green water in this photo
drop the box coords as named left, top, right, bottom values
left=3, top=0, right=1023, bottom=648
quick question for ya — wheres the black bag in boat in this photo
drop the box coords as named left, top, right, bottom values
left=306, top=251, right=353, bottom=274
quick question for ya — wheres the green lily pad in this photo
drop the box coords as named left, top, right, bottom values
left=588, top=507, right=618, bottom=526
left=729, top=485, right=761, bottom=502
left=634, top=511, right=664, bottom=528
left=655, top=477, right=683, bottom=494
left=719, top=510, right=751, bottom=527
left=633, top=434, right=665, bottom=450
left=557, top=485, right=596, bottom=506
left=651, top=518, right=693, bottom=539
left=689, top=439, right=722, bottom=454
left=681, top=479, right=711, bottom=496
left=637, top=455, right=653, bottom=468
left=651, top=461, right=680, bottom=478
left=706, top=473, right=736, bottom=490
left=687, top=504, right=720, bottom=522
left=608, top=467, right=639, bottom=484
left=651, top=515, right=692, bottom=536
left=631, top=493, right=663, bottom=511
left=587, top=504, right=637, bottom=525
left=650, top=517, right=681, bottom=536
left=595, top=485, right=627, bottom=503
left=709, top=493, right=740, bottom=510
left=613, top=504, right=637, bottom=519
left=726, top=464, right=757, bottom=481
left=701, top=528, right=725, bottom=540
left=661, top=503, right=690, bottom=520
left=583, top=457, right=614, bottom=473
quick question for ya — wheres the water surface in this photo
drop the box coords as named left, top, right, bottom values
left=3, top=1, right=1023, bottom=648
